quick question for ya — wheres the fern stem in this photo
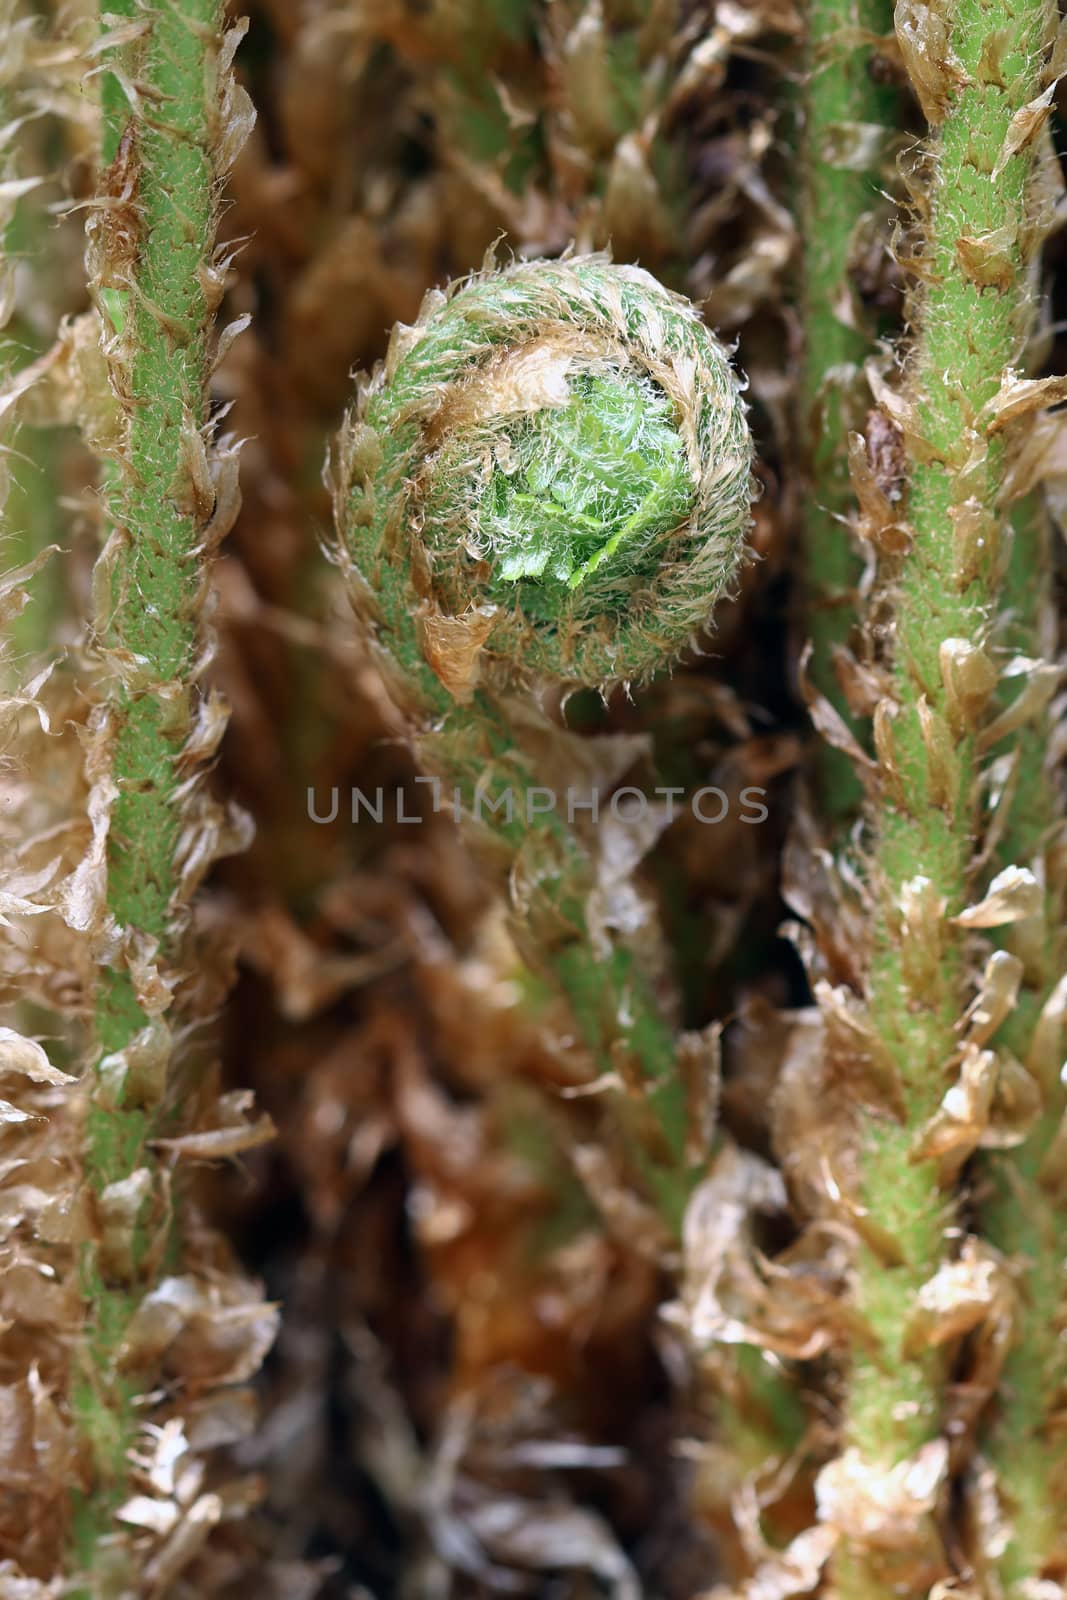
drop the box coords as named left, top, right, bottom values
left=74, top=0, right=229, bottom=1580
left=799, top=0, right=895, bottom=818
left=825, top=0, right=1055, bottom=1590
left=337, top=251, right=809, bottom=1573
left=979, top=489, right=1067, bottom=1592
left=99, top=0, right=137, bottom=165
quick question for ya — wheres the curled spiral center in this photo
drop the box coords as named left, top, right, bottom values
left=421, top=349, right=695, bottom=621
left=345, top=255, right=754, bottom=692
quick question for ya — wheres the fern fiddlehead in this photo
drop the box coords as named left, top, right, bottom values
left=340, top=254, right=751, bottom=700
left=333, top=253, right=752, bottom=1228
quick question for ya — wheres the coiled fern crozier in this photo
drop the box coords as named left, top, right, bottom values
left=334, top=254, right=751, bottom=1230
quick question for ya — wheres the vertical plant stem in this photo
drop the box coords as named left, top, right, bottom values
left=826, top=0, right=1054, bottom=1592
left=75, top=0, right=228, bottom=1578
left=94, top=0, right=136, bottom=650
left=980, top=489, right=1067, bottom=1591
left=427, top=687, right=702, bottom=1233
left=547, top=0, right=688, bottom=271
left=799, top=0, right=895, bottom=819
left=99, top=0, right=136, bottom=164
left=428, top=0, right=542, bottom=191
left=92, top=3, right=220, bottom=1112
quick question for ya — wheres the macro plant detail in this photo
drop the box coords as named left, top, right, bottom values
left=0, top=3, right=275, bottom=1593
left=337, top=248, right=820, bottom=1580
left=783, top=0, right=1067, bottom=1591
left=383, top=0, right=696, bottom=273
left=798, top=0, right=897, bottom=818
left=0, top=0, right=1066, bottom=1595
left=338, top=254, right=752, bottom=698
left=979, top=501, right=1067, bottom=1591
left=335, top=254, right=752, bottom=1230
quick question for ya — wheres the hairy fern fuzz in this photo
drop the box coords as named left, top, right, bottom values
left=337, top=254, right=752, bottom=707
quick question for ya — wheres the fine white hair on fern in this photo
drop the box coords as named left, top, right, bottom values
left=333, top=254, right=753, bottom=709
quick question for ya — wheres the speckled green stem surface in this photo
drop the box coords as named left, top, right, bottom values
left=979, top=487, right=1067, bottom=1594
left=74, top=0, right=226, bottom=1584
left=799, top=0, right=896, bottom=819
left=824, top=0, right=1056, bottom=1592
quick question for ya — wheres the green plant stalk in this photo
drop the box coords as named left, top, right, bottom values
left=376, top=640, right=699, bottom=1228
left=99, top=0, right=136, bottom=164
left=980, top=492, right=1066, bottom=1592
left=5, top=420, right=66, bottom=659
left=799, top=0, right=895, bottom=819
left=0, top=0, right=14, bottom=664
left=374, top=629, right=810, bottom=1528
left=549, top=0, right=687, bottom=268
left=440, top=702, right=693, bottom=1223
left=75, top=0, right=223, bottom=1577
left=832, top=0, right=1052, bottom=1591
left=0, top=1, right=44, bottom=662
left=421, top=0, right=687, bottom=271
